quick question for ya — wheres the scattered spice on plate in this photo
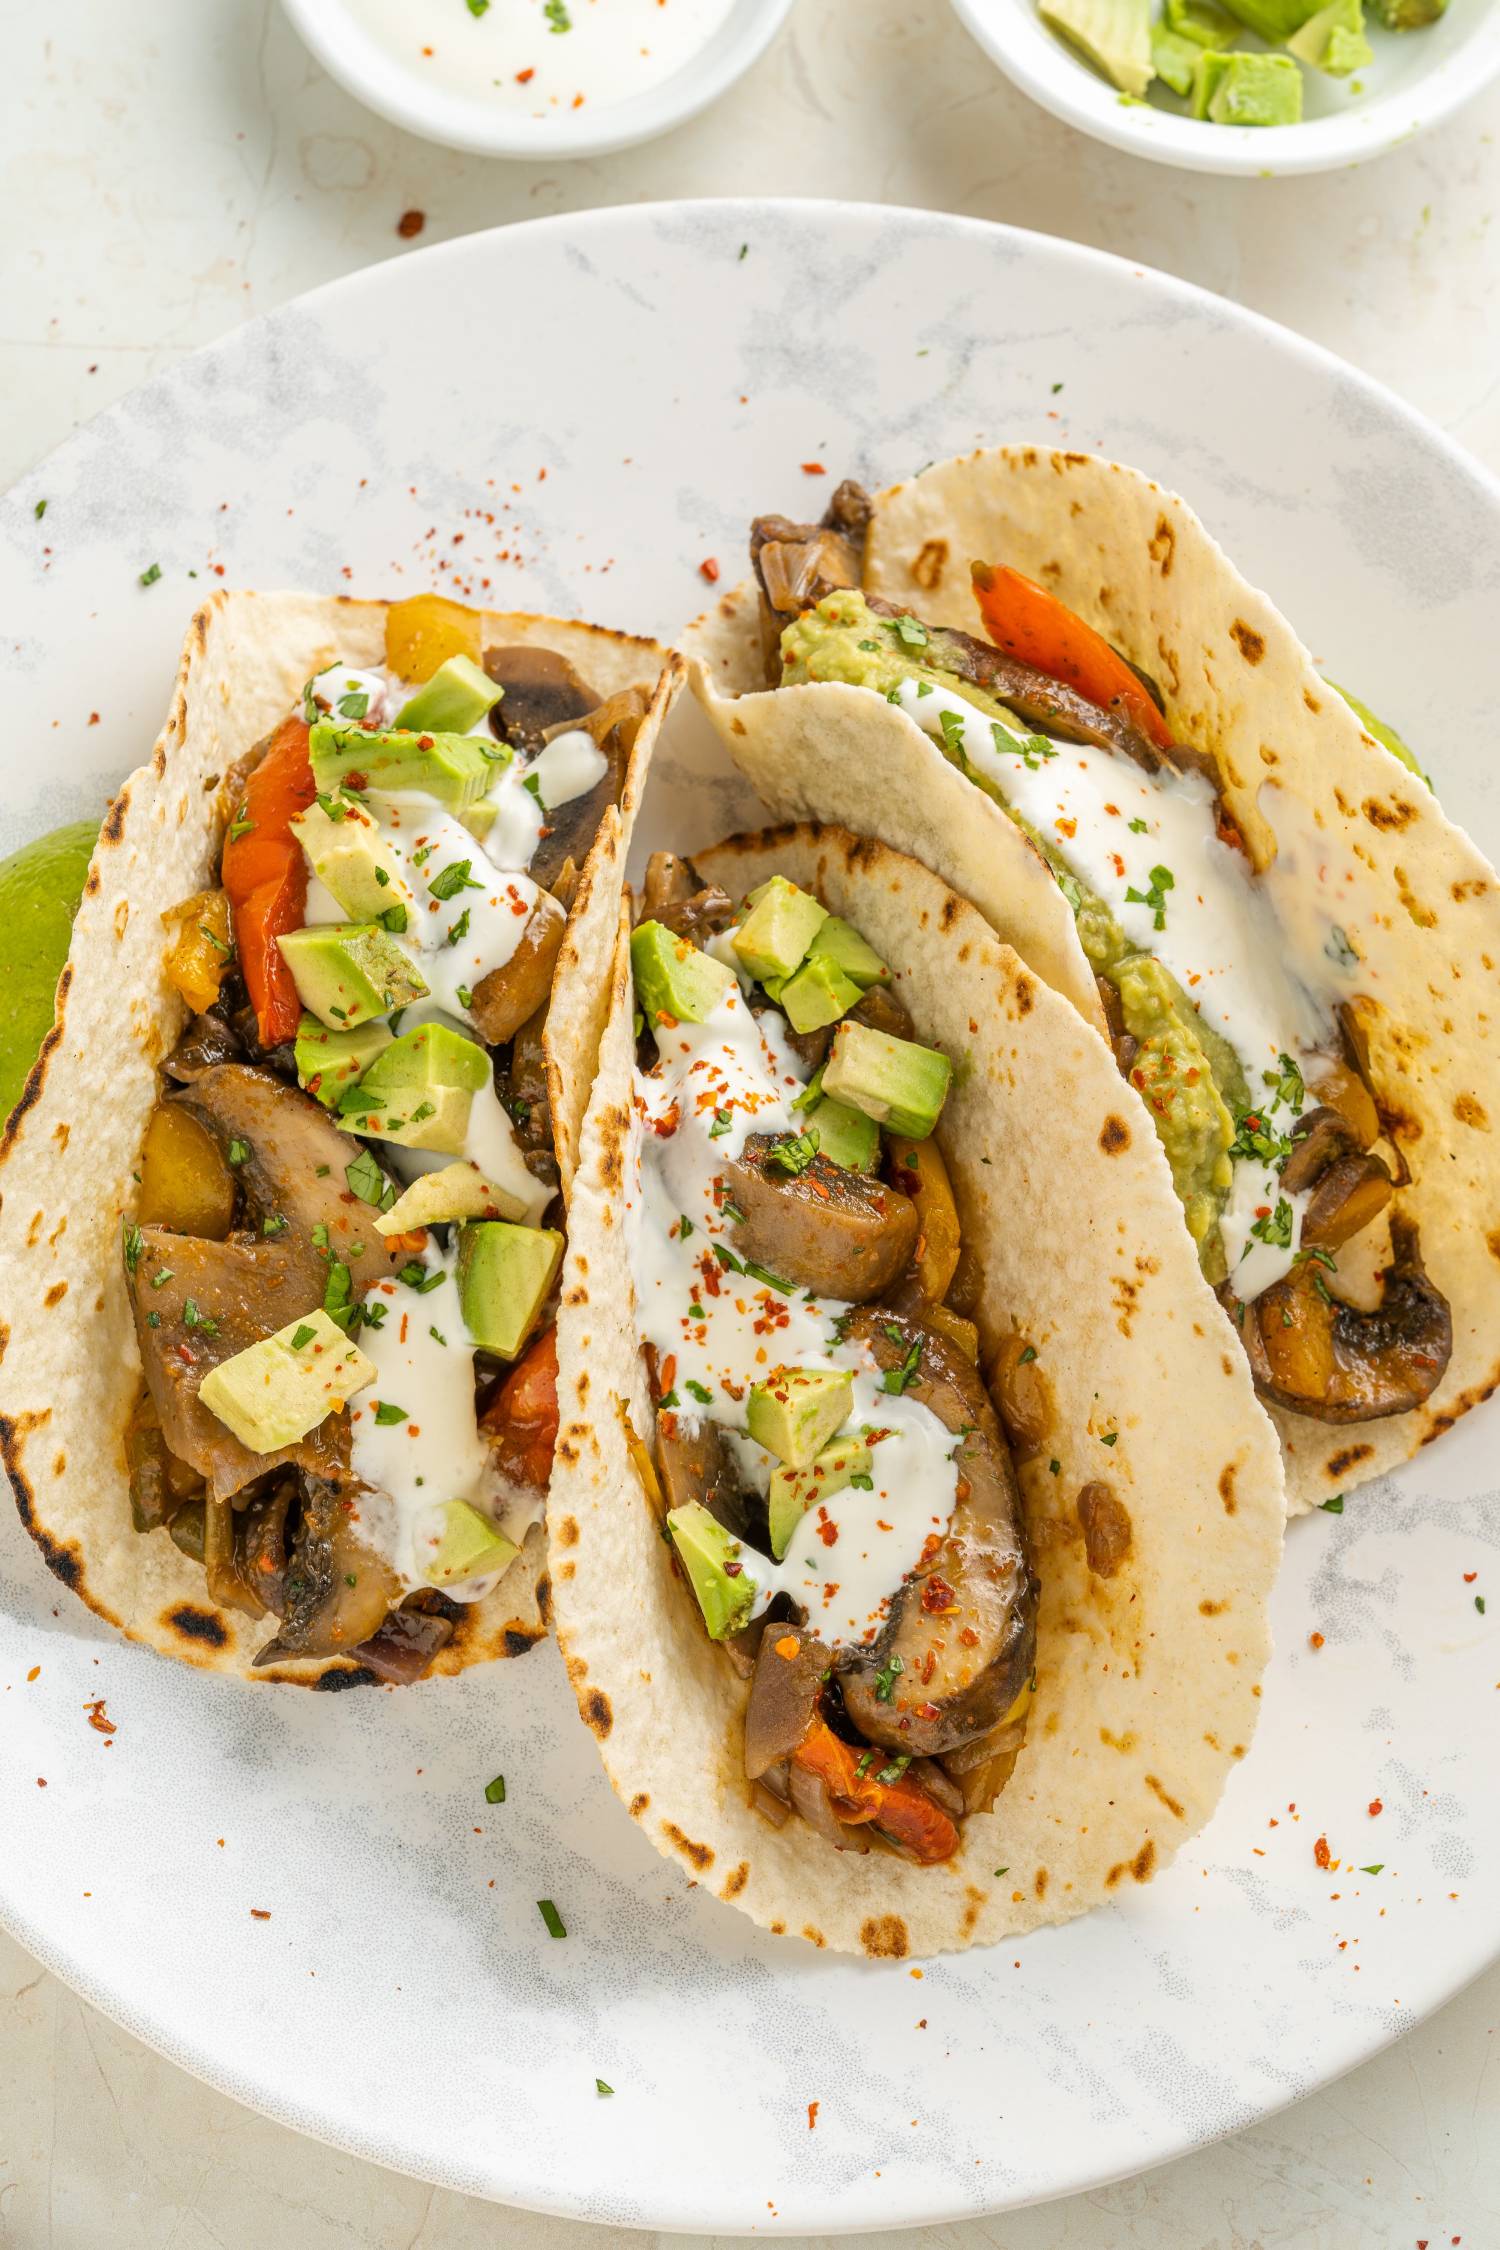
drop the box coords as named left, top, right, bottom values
left=397, top=209, right=427, bottom=240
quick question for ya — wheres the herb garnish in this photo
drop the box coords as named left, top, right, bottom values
left=261, top=1213, right=289, bottom=1237
left=323, top=1261, right=357, bottom=1331
left=138, top=562, right=161, bottom=588
left=595, top=2079, right=614, bottom=2097
left=151, top=1265, right=173, bottom=1288
left=227, top=804, right=255, bottom=844
left=874, top=1653, right=905, bottom=1703
left=544, top=0, right=571, bottom=26
left=1248, top=1197, right=1294, bottom=1252
left=484, top=1773, right=506, bottom=1803
left=121, top=1222, right=145, bottom=1277
left=685, top=1379, right=714, bottom=1404
left=182, top=1298, right=219, bottom=1337
left=336, top=688, right=369, bottom=721
left=372, top=1400, right=408, bottom=1426
left=447, top=907, right=471, bottom=948
left=227, top=1137, right=251, bottom=1167
left=766, top=1129, right=820, bottom=1177
left=429, top=859, right=484, bottom=902
left=890, top=613, right=928, bottom=650
left=880, top=1335, right=924, bottom=1396
left=1124, top=863, right=1175, bottom=930
left=875, top=1755, right=910, bottom=1786
left=708, top=1108, right=732, bottom=1139
left=398, top=1262, right=445, bottom=1293
left=345, top=1148, right=389, bottom=1207
left=290, top=1323, right=317, bottom=1351
left=537, top=1898, right=567, bottom=1938
left=381, top=904, right=409, bottom=935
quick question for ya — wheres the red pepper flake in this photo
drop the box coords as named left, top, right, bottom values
left=1308, top=1631, right=1325, bottom=1650
left=1368, top=1798, right=1383, bottom=1817
left=917, top=1701, right=941, bottom=1723
left=699, top=557, right=720, bottom=583
left=807, top=2101, right=819, bottom=2130
left=1464, top=1571, right=1478, bottom=1583
left=921, top=1575, right=956, bottom=1614
left=36, top=1777, right=46, bottom=1787
left=516, top=66, right=535, bottom=82
left=801, top=461, right=826, bottom=476
left=250, top=1908, right=272, bottom=1920
left=396, top=210, right=426, bottom=240
left=26, top=1666, right=39, bottom=1682
left=1313, top=1834, right=1332, bottom=1870
left=84, top=1700, right=115, bottom=1736
left=815, top=1514, right=839, bottom=1548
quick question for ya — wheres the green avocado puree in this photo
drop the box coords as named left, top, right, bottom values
left=781, top=591, right=1244, bottom=1279
left=0, top=819, right=98, bottom=1126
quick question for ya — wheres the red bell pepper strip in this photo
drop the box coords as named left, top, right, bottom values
left=971, top=562, right=1174, bottom=753
left=792, top=1719, right=960, bottom=1864
left=221, top=715, right=316, bottom=1047
left=480, top=1324, right=560, bottom=1498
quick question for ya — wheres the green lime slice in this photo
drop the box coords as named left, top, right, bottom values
left=0, top=819, right=99, bottom=1126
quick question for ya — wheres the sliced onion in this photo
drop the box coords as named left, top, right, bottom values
left=788, top=1760, right=870, bottom=1854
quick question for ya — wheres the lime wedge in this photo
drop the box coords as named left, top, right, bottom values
left=0, top=819, right=98, bottom=1125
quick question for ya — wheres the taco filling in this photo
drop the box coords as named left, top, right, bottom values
left=748, top=489, right=1453, bottom=1428
left=627, top=853, right=1036, bottom=1863
left=122, top=595, right=648, bottom=1678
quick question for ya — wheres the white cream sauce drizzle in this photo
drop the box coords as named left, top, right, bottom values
left=338, top=0, right=739, bottom=123
left=347, top=1248, right=542, bottom=1601
left=892, top=676, right=1348, bottom=1300
left=629, top=979, right=960, bottom=1651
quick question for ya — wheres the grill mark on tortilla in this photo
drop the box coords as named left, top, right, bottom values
left=662, top=1821, right=713, bottom=1871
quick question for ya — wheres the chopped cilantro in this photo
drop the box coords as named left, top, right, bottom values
left=138, top=562, right=161, bottom=588
left=150, top=1265, right=173, bottom=1289
left=373, top=1399, right=408, bottom=1426
left=227, top=805, right=255, bottom=843
left=381, top=904, right=409, bottom=935
left=1128, top=816, right=1148, bottom=834
left=1248, top=1197, right=1294, bottom=1252
left=537, top=1898, right=567, bottom=1938
left=685, top=1379, right=714, bottom=1404
left=399, top=1262, right=445, bottom=1293
left=345, top=1148, right=389, bottom=1207
left=336, top=688, right=369, bottom=721
left=595, top=2078, right=613, bottom=2097
left=121, top=1222, right=145, bottom=1277
left=182, top=1298, right=219, bottom=1337
left=890, top=613, right=928, bottom=649
left=765, top=1129, right=821, bottom=1177
left=261, top=1213, right=289, bottom=1237
left=1123, top=864, right=1175, bottom=930
left=875, top=1755, right=910, bottom=1785
left=429, top=859, right=483, bottom=902
left=880, top=1336, right=924, bottom=1396
left=289, top=1323, right=317, bottom=1351
left=1320, top=1494, right=1344, bottom=1514
left=323, top=1261, right=357, bottom=1330
left=227, top=1137, right=251, bottom=1167
left=874, top=1653, right=905, bottom=1704
left=484, top=1773, right=506, bottom=1803
left=708, top=1108, right=732, bottom=1139
left=446, top=906, right=471, bottom=948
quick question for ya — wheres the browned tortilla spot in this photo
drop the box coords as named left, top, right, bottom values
left=557, top=1515, right=580, bottom=1548
left=860, top=1915, right=909, bottom=1959
left=166, top=1604, right=229, bottom=1649
left=661, top=1821, right=713, bottom=1871
left=1145, top=1774, right=1186, bottom=1819
left=721, top=1862, right=749, bottom=1899
left=1218, top=1463, right=1237, bottom=1515
left=1455, top=1093, right=1490, bottom=1131
left=1363, top=796, right=1417, bottom=833
left=583, top=1687, right=613, bottom=1738
left=1230, top=620, right=1265, bottom=664
left=1325, top=1443, right=1373, bottom=1479
left=1099, top=1113, right=1130, bottom=1154
left=629, top=1793, right=650, bottom=1817
left=43, top=1282, right=67, bottom=1308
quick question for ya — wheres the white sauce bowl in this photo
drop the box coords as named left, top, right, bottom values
left=279, top=0, right=795, bottom=159
left=950, top=0, right=1500, bottom=175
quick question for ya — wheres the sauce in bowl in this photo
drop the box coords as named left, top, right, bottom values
left=341, top=0, right=738, bottom=119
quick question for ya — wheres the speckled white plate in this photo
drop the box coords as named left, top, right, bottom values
left=2, top=202, right=1498, bottom=2236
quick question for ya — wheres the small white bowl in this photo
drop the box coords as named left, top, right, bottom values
left=951, top=0, right=1500, bottom=174
left=279, top=0, right=794, bottom=159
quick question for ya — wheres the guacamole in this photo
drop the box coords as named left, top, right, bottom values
left=781, top=591, right=1241, bottom=1280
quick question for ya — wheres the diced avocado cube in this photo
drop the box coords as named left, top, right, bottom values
left=278, top=923, right=429, bottom=1030
left=290, top=797, right=418, bottom=926
left=1152, top=19, right=1202, bottom=90
left=768, top=1435, right=873, bottom=1560
left=394, top=654, right=504, bottom=737
left=1165, top=0, right=1237, bottom=43
left=666, top=1501, right=757, bottom=1639
left=1219, top=0, right=1318, bottom=32
left=779, top=954, right=862, bottom=1036
left=807, top=915, right=890, bottom=989
left=197, top=1308, right=374, bottom=1453
left=1287, top=0, right=1371, bottom=70
left=461, top=795, right=502, bottom=843
left=344, top=1023, right=492, bottom=1155
left=308, top=721, right=499, bottom=813
left=456, top=1221, right=564, bottom=1358
left=294, top=1013, right=392, bottom=1107
left=374, top=1159, right=526, bottom=1235
left=805, top=1095, right=880, bottom=1174
left=746, top=1366, right=854, bottom=1471
left=425, top=1497, right=517, bottom=1588
left=822, top=1020, right=953, bottom=1141
left=730, top=876, right=828, bottom=984
left=1328, top=682, right=1426, bottom=783
left=1192, top=47, right=1303, bottom=121
left=630, top=921, right=736, bottom=1027
left=1039, top=0, right=1153, bottom=95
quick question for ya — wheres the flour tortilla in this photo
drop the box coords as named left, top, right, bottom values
left=548, top=823, right=1284, bottom=1955
left=0, top=588, right=679, bottom=1683
left=688, top=447, right=1500, bottom=1512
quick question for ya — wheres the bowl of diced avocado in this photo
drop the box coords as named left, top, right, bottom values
left=950, top=0, right=1500, bottom=172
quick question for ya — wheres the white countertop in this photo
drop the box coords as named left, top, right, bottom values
left=4, top=4, right=1500, bottom=2245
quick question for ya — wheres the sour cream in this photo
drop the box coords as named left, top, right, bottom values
left=893, top=676, right=1345, bottom=1301
left=629, top=980, right=961, bottom=1652
left=348, top=1248, right=543, bottom=1599
left=339, top=0, right=738, bottom=122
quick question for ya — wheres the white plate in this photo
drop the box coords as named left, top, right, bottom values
left=2, top=202, right=1498, bottom=2235
left=952, top=0, right=1500, bottom=177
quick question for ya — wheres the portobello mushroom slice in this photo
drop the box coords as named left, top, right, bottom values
left=252, top=1476, right=402, bottom=1667
left=838, top=1309, right=1036, bottom=1759
left=723, top=1132, right=919, bottom=1303
left=639, top=851, right=736, bottom=945
left=529, top=688, right=648, bottom=895
left=1231, top=1216, right=1452, bottom=1424
left=484, top=644, right=600, bottom=757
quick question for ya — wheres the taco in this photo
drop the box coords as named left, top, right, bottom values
left=690, top=453, right=1500, bottom=1511
left=547, top=823, right=1284, bottom=1953
left=0, top=588, right=681, bottom=1683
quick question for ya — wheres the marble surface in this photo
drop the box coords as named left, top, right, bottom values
left=3, top=4, right=1500, bottom=2246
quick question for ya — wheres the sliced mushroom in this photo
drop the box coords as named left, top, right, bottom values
left=639, top=851, right=736, bottom=945
left=529, top=689, right=646, bottom=894
left=1233, top=1216, right=1452, bottom=1424
left=751, top=490, right=871, bottom=678
left=1339, top=1002, right=1410, bottom=1184
left=724, top=1133, right=919, bottom=1303
left=1301, top=1153, right=1394, bottom=1251
left=468, top=894, right=566, bottom=1048
left=163, top=1006, right=244, bottom=1084
left=654, top=1408, right=766, bottom=1549
left=1279, top=1105, right=1363, bottom=1195
left=744, top=1621, right=830, bottom=1779
left=354, top=1590, right=459, bottom=1684
left=503, top=1001, right=555, bottom=1158
left=253, top=1478, right=402, bottom=1666
left=838, top=1309, right=1036, bottom=1758
left=485, top=644, right=600, bottom=757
